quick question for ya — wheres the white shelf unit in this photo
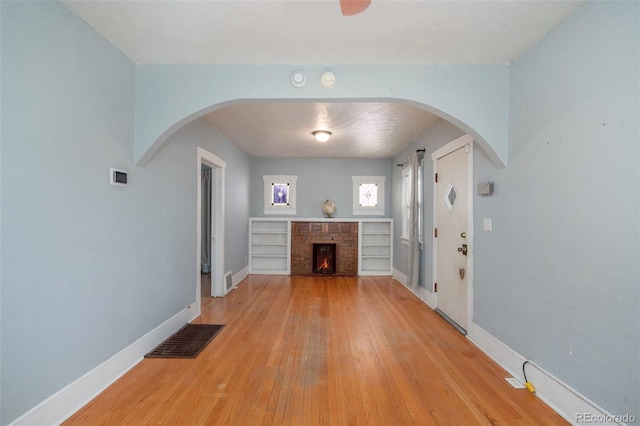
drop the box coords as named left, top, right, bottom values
left=358, top=219, right=393, bottom=275
left=249, top=218, right=290, bottom=274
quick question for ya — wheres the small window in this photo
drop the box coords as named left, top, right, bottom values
left=401, top=168, right=411, bottom=239
left=272, top=183, right=290, bottom=206
left=352, top=176, right=385, bottom=216
left=401, top=162, right=423, bottom=243
left=264, top=175, right=297, bottom=215
left=445, top=183, right=458, bottom=211
left=358, top=183, right=378, bottom=207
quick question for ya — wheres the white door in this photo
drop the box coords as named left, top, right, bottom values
left=434, top=138, right=471, bottom=333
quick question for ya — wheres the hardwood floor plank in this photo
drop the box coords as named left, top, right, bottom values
left=64, top=275, right=567, bottom=425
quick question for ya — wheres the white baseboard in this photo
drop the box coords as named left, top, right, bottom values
left=391, top=272, right=622, bottom=425
left=232, top=266, right=249, bottom=289
left=392, top=267, right=407, bottom=286
left=392, top=268, right=435, bottom=308
left=467, top=322, right=624, bottom=425
left=10, top=303, right=200, bottom=426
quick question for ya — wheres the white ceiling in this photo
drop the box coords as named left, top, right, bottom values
left=63, top=0, right=584, bottom=159
left=204, top=101, right=442, bottom=158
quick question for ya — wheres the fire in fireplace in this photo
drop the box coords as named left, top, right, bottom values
left=313, top=243, right=336, bottom=274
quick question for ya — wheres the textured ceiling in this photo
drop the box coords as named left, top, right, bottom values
left=204, top=102, right=442, bottom=159
left=63, top=0, right=584, bottom=159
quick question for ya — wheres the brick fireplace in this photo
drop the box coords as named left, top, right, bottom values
left=290, top=221, right=358, bottom=275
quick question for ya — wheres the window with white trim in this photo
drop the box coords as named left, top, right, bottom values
left=401, top=162, right=423, bottom=243
left=352, top=176, right=385, bottom=216
left=263, top=175, right=297, bottom=215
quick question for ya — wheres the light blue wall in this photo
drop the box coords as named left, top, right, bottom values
left=249, top=158, right=392, bottom=218
left=0, top=2, right=250, bottom=423
left=392, top=120, right=465, bottom=286
left=2, top=2, right=134, bottom=422
left=473, top=1, right=639, bottom=418
left=135, top=64, right=509, bottom=167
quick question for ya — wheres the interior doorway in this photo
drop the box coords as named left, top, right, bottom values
left=196, top=147, right=226, bottom=312
left=201, top=164, right=213, bottom=298
left=432, top=135, right=474, bottom=334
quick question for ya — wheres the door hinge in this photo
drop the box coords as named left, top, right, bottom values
left=434, top=282, right=438, bottom=292
left=435, top=173, right=438, bottom=183
left=434, top=228, right=438, bottom=238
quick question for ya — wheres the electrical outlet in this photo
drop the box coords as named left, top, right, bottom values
left=483, top=218, right=492, bottom=231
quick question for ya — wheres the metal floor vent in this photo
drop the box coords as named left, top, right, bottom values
left=145, top=323, right=224, bottom=359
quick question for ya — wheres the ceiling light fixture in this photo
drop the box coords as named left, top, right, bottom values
left=312, top=130, right=332, bottom=143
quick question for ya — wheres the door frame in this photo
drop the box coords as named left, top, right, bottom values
left=431, top=134, right=474, bottom=331
left=196, top=147, right=226, bottom=309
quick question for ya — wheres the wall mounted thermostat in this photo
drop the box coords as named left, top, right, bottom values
left=110, top=167, right=127, bottom=187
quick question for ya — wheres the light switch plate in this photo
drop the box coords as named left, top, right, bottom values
left=483, top=218, right=492, bottom=231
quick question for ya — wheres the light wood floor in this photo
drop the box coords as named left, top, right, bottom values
left=65, top=275, right=567, bottom=425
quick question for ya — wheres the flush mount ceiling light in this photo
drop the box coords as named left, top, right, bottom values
left=312, top=130, right=332, bottom=143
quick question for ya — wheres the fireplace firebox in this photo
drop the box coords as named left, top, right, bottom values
left=313, top=243, right=336, bottom=274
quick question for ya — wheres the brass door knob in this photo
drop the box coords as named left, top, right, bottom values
left=457, top=244, right=468, bottom=256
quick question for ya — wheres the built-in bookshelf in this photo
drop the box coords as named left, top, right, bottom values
left=358, top=219, right=393, bottom=275
left=249, top=218, right=290, bottom=274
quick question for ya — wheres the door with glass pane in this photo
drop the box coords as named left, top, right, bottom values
left=435, top=142, right=470, bottom=333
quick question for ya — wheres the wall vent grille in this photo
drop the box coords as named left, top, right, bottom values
left=225, top=271, right=233, bottom=292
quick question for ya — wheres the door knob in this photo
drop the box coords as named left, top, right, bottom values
left=457, top=244, right=468, bottom=256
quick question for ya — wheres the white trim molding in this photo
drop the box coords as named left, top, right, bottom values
left=467, top=323, right=623, bottom=425
left=263, top=175, right=297, bottom=215
left=231, top=266, right=249, bottom=290
left=394, top=272, right=620, bottom=425
left=10, top=305, right=199, bottom=426
left=392, top=267, right=436, bottom=308
left=352, top=175, right=386, bottom=216
left=197, top=147, right=226, bottom=298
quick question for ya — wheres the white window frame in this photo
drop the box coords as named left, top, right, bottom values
left=401, top=161, right=423, bottom=244
left=401, top=167, right=411, bottom=241
left=352, top=176, right=385, bottom=216
left=263, top=175, right=297, bottom=215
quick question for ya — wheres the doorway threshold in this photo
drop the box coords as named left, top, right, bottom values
left=435, top=308, right=467, bottom=335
